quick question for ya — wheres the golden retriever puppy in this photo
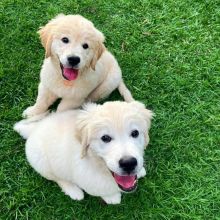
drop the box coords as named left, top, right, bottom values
left=15, top=101, right=153, bottom=204
left=23, top=14, right=134, bottom=118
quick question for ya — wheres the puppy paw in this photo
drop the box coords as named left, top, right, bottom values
left=137, top=167, right=146, bottom=179
left=66, top=188, right=84, bottom=201
left=22, top=106, right=43, bottom=118
left=58, top=181, right=84, bottom=201
left=102, top=193, right=121, bottom=204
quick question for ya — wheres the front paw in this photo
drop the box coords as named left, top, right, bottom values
left=64, top=186, right=84, bottom=201
left=22, top=106, right=44, bottom=118
left=137, top=167, right=146, bottom=179
left=102, top=193, right=121, bottom=204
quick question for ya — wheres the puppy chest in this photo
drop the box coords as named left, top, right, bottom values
left=49, top=81, right=96, bottom=99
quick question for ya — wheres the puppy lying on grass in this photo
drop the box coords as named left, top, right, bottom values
left=15, top=101, right=153, bottom=204
left=23, top=14, right=134, bottom=118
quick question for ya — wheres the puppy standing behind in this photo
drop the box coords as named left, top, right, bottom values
left=15, top=101, right=153, bottom=204
left=23, top=14, right=134, bottom=118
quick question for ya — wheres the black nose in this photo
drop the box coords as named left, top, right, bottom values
left=67, top=56, right=80, bottom=66
left=119, top=157, right=137, bottom=173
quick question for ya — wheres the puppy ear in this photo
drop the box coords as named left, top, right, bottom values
left=130, top=101, right=154, bottom=147
left=76, top=103, right=99, bottom=157
left=90, top=31, right=106, bottom=70
left=79, top=125, right=91, bottom=158
left=37, top=14, right=65, bottom=58
left=130, top=101, right=153, bottom=126
left=38, top=26, right=53, bottom=58
left=75, top=111, right=90, bottom=158
left=91, top=42, right=105, bottom=70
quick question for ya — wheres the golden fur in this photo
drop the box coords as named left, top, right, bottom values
left=23, top=14, right=134, bottom=118
left=15, top=101, right=153, bottom=204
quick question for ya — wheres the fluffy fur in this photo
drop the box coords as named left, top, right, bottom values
left=15, top=101, right=153, bottom=204
left=23, top=14, right=134, bottom=118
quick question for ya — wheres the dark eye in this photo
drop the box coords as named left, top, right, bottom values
left=82, top=43, right=89, bottom=49
left=101, top=135, right=112, bottom=143
left=61, top=37, right=69, bottom=43
left=131, top=130, right=139, bottom=138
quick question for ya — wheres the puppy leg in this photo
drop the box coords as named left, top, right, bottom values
left=57, top=180, right=84, bottom=200
left=23, top=83, right=57, bottom=118
left=137, top=167, right=146, bottom=179
left=57, top=98, right=84, bottom=112
left=102, top=193, right=121, bottom=204
left=88, top=65, right=121, bottom=102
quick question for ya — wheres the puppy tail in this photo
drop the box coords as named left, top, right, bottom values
left=118, top=81, right=135, bottom=102
left=14, top=120, right=37, bottom=139
left=14, top=111, right=49, bottom=139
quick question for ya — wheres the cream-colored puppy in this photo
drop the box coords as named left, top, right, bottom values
left=23, top=14, right=134, bottom=118
left=15, top=101, right=153, bottom=204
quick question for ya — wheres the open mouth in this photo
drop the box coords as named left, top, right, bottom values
left=112, top=172, right=137, bottom=192
left=60, top=63, right=79, bottom=81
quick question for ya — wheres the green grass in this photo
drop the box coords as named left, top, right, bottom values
left=1, top=0, right=220, bottom=219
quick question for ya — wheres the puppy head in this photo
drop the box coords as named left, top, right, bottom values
left=38, top=14, right=105, bottom=80
left=76, top=101, right=153, bottom=192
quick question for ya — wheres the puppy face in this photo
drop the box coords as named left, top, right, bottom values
left=77, top=101, right=153, bottom=192
left=38, top=14, right=105, bottom=81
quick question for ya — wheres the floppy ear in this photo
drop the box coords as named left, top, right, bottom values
left=75, top=111, right=91, bottom=158
left=91, top=42, right=106, bottom=70
left=37, top=14, right=65, bottom=58
left=79, top=124, right=91, bottom=158
left=90, top=31, right=106, bottom=70
left=130, top=101, right=154, bottom=147
left=38, top=26, right=53, bottom=58
left=76, top=103, right=99, bottom=157
left=130, top=101, right=153, bottom=126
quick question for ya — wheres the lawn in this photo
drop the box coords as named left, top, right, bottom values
left=0, top=0, right=220, bottom=219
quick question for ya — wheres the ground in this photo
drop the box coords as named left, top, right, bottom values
left=0, top=0, right=219, bottom=219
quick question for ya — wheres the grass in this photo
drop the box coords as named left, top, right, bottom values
left=0, top=0, right=220, bottom=219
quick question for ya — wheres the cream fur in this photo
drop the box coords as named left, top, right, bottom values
left=23, top=14, right=134, bottom=118
left=15, top=101, right=153, bottom=204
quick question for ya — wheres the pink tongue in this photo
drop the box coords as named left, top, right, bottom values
left=113, top=173, right=136, bottom=189
left=63, top=68, right=78, bottom=81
